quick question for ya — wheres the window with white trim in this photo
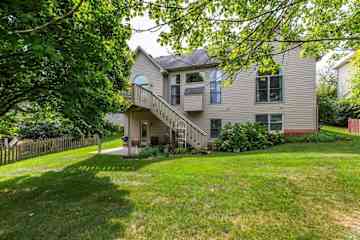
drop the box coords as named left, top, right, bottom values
left=255, top=113, right=283, bottom=131
left=256, top=68, right=283, bottom=103
left=210, top=70, right=222, bottom=104
left=186, top=72, right=204, bottom=83
left=170, top=74, right=180, bottom=105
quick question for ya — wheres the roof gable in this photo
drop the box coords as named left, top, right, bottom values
left=134, top=46, right=167, bottom=74
left=134, top=47, right=219, bottom=72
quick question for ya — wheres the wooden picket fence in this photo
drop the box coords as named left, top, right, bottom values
left=0, top=135, right=99, bottom=166
left=348, top=118, right=360, bottom=135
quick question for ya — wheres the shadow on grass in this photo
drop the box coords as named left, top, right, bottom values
left=0, top=156, right=134, bottom=240
left=87, top=140, right=360, bottom=171
left=67, top=154, right=173, bottom=172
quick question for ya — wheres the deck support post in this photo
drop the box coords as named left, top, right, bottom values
left=169, top=127, right=173, bottom=148
left=128, top=112, right=132, bottom=156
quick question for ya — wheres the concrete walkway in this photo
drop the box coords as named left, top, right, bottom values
left=96, top=146, right=141, bottom=156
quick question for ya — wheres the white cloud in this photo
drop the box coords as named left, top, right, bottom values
left=128, top=15, right=171, bottom=57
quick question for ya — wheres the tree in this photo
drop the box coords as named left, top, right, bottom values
left=136, top=0, right=359, bottom=76
left=0, top=0, right=132, bottom=131
left=351, top=50, right=360, bottom=98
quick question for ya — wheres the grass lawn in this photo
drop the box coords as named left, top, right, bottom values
left=0, top=127, right=360, bottom=240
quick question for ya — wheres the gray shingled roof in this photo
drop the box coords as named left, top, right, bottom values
left=155, top=49, right=218, bottom=70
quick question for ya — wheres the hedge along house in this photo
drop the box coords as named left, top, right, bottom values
left=120, top=46, right=318, bottom=154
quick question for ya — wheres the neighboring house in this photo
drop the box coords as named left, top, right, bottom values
left=105, top=113, right=126, bottom=127
left=121, top=46, right=317, bottom=152
left=333, top=51, right=356, bottom=98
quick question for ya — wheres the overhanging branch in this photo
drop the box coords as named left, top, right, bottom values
left=11, top=0, right=85, bottom=34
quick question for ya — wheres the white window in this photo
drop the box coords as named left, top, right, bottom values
left=256, top=68, right=283, bottom=103
left=170, top=74, right=180, bottom=105
left=255, top=113, right=283, bottom=131
left=186, top=72, right=204, bottom=83
left=210, top=70, right=222, bottom=104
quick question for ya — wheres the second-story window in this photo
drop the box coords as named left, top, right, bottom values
left=186, top=72, right=204, bottom=83
left=170, top=74, right=180, bottom=105
left=256, top=68, right=283, bottom=103
left=210, top=70, right=222, bottom=104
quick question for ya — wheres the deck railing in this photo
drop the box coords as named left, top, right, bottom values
left=130, top=84, right=208, bottom=148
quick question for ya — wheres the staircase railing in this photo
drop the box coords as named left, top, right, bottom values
left=130, top=84, right=208, bottom=148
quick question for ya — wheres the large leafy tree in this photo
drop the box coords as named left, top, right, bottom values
left=351, top=50, right=360, bottom=99
left=134, top=0, right=359, bottom=75
left=1, top=0, right=359, bottom=132
left=0, top=0, right=132, bottom=131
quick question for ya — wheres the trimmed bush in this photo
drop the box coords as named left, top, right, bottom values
left=138, top=146, right=164, bottom=159
left=214, top=122, right=284, bottom=152
left=286, top=132, right=350, bottom=143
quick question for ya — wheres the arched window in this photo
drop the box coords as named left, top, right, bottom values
left=133, top=75, right=149, bottom=87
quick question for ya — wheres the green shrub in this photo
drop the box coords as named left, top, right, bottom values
left=138, top=146, right=163, bottom=159
left=319, top=97, right=360, bottom=126
left=18, top=119, right=81, bottom=139
left=318, top=96, right=337, bottom=124
left=268, top=132, right=286, bottom=145
left=101, top=121, right=124, bottom=137
left=286, top=132, right=349, bottom=143
left=214, top=122, right=284, bottom=152
left=173, top=147, right=189, bottom=155
left=190, top=147, right=209, bottom=155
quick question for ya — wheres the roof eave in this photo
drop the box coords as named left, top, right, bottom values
left=165, top=63, right=219, bottom=72
left=333, top=51, right=356, bottom=70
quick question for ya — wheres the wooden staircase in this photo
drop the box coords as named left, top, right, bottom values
left=128, top=84, right=208, bottom=149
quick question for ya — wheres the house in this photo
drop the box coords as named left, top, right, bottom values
left=121, top=46, right=318, bottom=154
left=333, top=51, right=357, bottom=98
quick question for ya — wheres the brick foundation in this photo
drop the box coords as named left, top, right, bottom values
left=284, top=129, right=318, bottom=136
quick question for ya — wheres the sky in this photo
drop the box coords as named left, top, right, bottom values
left=128, top=15, right=171, bottom=57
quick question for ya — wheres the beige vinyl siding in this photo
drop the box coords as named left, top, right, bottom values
left=125, top=110, right=168, bottom=143
left=131, top=52, right=163, bottom=96
left=165, top=47, right=316, bottom=139
left=184, top=95, right=204, bottom=111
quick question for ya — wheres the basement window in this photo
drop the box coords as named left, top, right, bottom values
left=255, top=113, right=283, bottom=132
left=210, top=119, right=222, bottom=138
